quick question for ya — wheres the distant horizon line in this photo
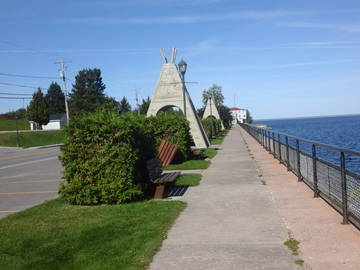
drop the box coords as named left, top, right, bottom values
left=255, top=113, right=360, bottom=121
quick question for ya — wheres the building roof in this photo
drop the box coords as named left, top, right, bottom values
left=229, top=107, right=244, bottom=111
left=49, top=113, right=66, bottom=121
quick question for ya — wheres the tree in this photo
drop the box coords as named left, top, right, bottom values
left=219, top=105, right=233, bottom=129
left=69, top=68, right=106, bottom=116
left=138, top=97, right=151, bottom=115
left=1, top=108, right=27, bottom=119
left=202, top=84, right=224, bottom=108
left=118, top=97, right=131, bottom=114
left=45, top=82, right=65, bottom=115
left=197, top=107, right=205, bottom=118
left=100, top=96, right=120, bottom=112
left=27, top=88, right=49, bottom=129
left=246, top=110, right=253, bottom=123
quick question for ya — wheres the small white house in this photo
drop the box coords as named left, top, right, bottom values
left=29, top=113, right=66, bottom=130
left=229, top=107, right=247, bottom=124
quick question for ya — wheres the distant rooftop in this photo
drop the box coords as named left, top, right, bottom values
left=229, top=107, right=244, bottom=111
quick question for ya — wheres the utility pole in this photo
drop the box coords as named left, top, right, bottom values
left=55, top=59, right=71, bottom=124
left=134, top=88, right=140, bottom=116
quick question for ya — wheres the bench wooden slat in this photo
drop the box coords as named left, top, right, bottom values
left=146, top=157, right=180, bottom=199
left=157, top=139, right=178, bottom=166
left=152, top=172, right=180, bottom=184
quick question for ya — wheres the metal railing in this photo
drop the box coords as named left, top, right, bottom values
left=240, top=123, right=360, bottom=229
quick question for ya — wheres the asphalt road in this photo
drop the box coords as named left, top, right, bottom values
left=0, top=146, right=62, bottom=218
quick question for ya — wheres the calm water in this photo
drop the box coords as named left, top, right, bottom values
left=255, top=115, right=360, bottom=174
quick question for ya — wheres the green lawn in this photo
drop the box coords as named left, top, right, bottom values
left=210, top=130, right=229, bottom=145
left=0, top=130, right=65, bottom=148
left=202, top=148, right=217, bottom=159
left=0, top=198, right=186, bottom=270
left=175, top=174, right=202, bottom=186
left=0, top=119, right=29, bottom=131
left=164, top=160, right=210, bottom=170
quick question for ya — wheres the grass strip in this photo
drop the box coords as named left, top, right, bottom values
left=0, top=130, right=65, bottom=148
left=210, top=129, right=229, bottom=145
left=164, top=160, right=210, bottom=170
left=0, top=198, right=186, bottom=270
left=175, top=174, right=202, bottom=187
left=0, top=119, right=29, bottom=131
left=202, top=148, right=217, bottom=159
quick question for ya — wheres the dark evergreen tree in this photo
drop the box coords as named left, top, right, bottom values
left=118, top=97, right=131, bottom=114
left=45, top=82, right=65, bottom=115
left=69, top=68, right=106, bottom=116
left=27, top=88, right=49, bottom=129
left=138, top=96, right=151, bottom=115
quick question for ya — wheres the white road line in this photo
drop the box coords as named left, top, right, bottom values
left=0, top=191, right=57, bottom=195
left=0, top=156, right=58, bottom=170
left=0, top=179, right=61, bottom=184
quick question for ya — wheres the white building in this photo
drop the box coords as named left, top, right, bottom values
left=29, top=113, right=66, bottom=130
left=229, top=107, right=247, bottom=124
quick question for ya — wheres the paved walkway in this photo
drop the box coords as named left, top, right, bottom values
left=150, top=126, right=298, bottom=269
left=239, top=126, right=360, bottom=270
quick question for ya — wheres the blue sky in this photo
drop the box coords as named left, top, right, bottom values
left=1, top=0, right=360, bottom=119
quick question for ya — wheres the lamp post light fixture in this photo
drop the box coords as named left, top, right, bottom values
left=178, top=59, right=187, bottom=79
left=178, top=59, right=187, bottom=117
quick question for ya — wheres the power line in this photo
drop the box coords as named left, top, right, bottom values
left=0, top=92, right=32, bottom=96
left=0, top=82, right=46, bottom=90
left=0, top=96, right=32, bottom=99
left=0, top=72, right=58, bottom=79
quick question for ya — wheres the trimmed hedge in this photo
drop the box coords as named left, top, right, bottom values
left=146, top=114, right=192, bottom=161
left=59, top=110, right=192, bottom=205
left=202, top=118, right=222, bottom=138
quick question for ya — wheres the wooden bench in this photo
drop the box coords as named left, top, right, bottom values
left=146, top=158, right=180, bottom=199
left=157, top=139, right=178, bottom=166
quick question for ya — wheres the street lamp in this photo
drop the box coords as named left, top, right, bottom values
left=178, top=59, right=187, bottom=79
left=178, top=59, right=187, bottom=117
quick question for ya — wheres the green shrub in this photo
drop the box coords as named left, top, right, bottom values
left=202, top=118, right=222, bottom=138
left=146, top=114, right=192, bottom=161
left=59, top=110, right=155, bottom=205
left=59, top=111, right=192, bottom=205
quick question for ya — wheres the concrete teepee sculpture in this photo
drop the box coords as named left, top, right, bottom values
left=147, top=48, right=210, bottom=148
left=202, top=96, right=225, bottom=130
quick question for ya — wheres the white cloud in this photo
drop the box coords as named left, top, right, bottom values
left=282, top=41, right=360, bottom=49
left=54, top=10, right=309, bottom=25
left=192, top=59, right=360, bottom=72
left=80, top=0, right=224, bottom=7
left=0, top=48, right=155, bottom=54
left=277, top=22, right=360, bottom=32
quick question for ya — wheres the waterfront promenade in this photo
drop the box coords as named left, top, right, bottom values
left=150, top=125, right=360, bottom=270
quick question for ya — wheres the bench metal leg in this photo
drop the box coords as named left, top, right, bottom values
left=154, top=185, right=165, bottom=200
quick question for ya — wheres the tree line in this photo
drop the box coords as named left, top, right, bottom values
left=25, top=68, right=151, bottom=129
left=3, top=68, right=252, bottom=128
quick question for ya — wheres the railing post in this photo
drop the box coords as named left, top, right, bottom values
left=285, top=136, right=290, bottom=171
left=340, top=152, right=349, bottom=224
left=312, top=144, right=319, bottom=197
left=296, top=139, right=302, bottom=182
left=272, top=132, right=276, bottom=158
left=278, top=134, right=282, bottom=163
